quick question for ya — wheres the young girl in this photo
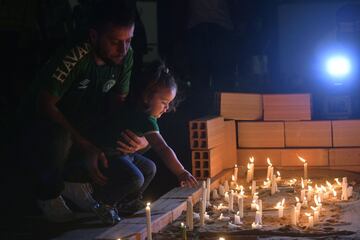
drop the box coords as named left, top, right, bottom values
left=89, top=60, right=198, bottom=215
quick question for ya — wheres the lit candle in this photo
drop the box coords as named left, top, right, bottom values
left=229, top=190, right=234, bottom=212
left=146, top=202, right=152, bottom=240
left=266, top=158, right=273, bottom=180
left=251, top=180, right=256, bottom=195
left=180, top=222, right=187, bottom=240
left=186, top=197, right=193, bottom=230
left=314, top=195, right=322, bottom=213
left=305, top=213, right=314, bottom=228
left=263, top=178, right=271, bottom=188
left=298, top=156, right=308, bottom=179
left=334, top=178, right=342, bottom=188
left=275, top=198, right=285, bottom=218
left=219, top=213, right=230, bottom=221
left=204, top=211, right=210, bottom=220
left=212, top=189, right=219, bottom=199
left=276, top=171, right=281, bottom=182
left=247, top=157, right=255, bottom=183
left=255, top=204, right=262, bottom=225
left=251, top=192, right=259, bottom=210
left=311, top=206, right=319, bottom=223
left=332, top=189, right=337, bottom=200
left=251, top=222, right=262, bottom=229
left=234, top=164, right=238, bottom=182
left=234, top=211, right=242, bottom=224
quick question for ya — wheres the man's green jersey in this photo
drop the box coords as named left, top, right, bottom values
left=21, top=42, right=133, bottom=132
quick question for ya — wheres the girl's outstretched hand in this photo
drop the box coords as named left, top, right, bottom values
left=178, top=170, right=198, bottom=188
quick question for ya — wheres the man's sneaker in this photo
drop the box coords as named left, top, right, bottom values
left=117, top=199, right=146, bottom=217
left=62, top=182, right=97, bottom=212
left=37, top=196, right=75, bottom=222
left=91, top=202, right=121, bottom=225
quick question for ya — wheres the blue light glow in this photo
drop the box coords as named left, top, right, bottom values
left=325, top=56, right=351, bottom=78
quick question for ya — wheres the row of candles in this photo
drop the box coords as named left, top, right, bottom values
left=145, top=156, right=353, bottom=239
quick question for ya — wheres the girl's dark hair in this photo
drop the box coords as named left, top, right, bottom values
left=89, top=0, right=136, bottom=31
left=128, top=60, right=181, bottom=112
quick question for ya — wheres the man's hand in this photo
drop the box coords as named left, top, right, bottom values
left=177, top=170, right=198, bottom=188
left=116, top=129, right=149, bottom=154
left=78, top=139, right=109, bottom=186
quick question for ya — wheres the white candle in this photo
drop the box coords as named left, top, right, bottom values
left=276, top=171, right=281, bottom=182
left=146, top=202, right=152, bottom=240
left=255, top=210, right=261, bottom=225
left=278, top=205, right=284, bottom=218
left=237, top=195, right=244, bottom=218
left=307, top=186, right=313, bottom=201
left=186, top=197, right=193, bottom=230
left=206, top=178, right=211, bottom=206
left=219, top=184, right=225, bottom=196
left=212, top=189, right=219, bottom=199
left=271, top=175, right=276, bottom=195
left=204, top=211, right=210, bottom=220
left=202, top=181, right=207, bottom=208
left=199, top=198, right=205, bottom=226
left=219, top=213, right=230, bottom=221
left=291, top=205, right=297, bottom=225
left=305, top=213, right=314, bottom=228
left=266, top=158, right=273, bottom=179
left=229, top=190, right=234, bottom=212
left=275, top=198, right=285, bottom=218
left=224, top=180, right=230, bottom=192
left=301, top=190, right=306, bottom=203
left=234, top=164, right=238, bottom=182
left=298, top=156, right=308, bottom=179
left=251, top=222, right=262, bottom=229
left=234, top=213, right=241, bottom=225
left=341, top=182, right=348, bottom=200
left=251, top=180, right=256, bottom=195
left=247, top=157, right=255, bottom=183
left=224, top=192, right=229, bottom=203
left=311, top=206, right=319, bottom=223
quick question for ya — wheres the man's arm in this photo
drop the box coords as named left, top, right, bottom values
left=38, top=90, right=109, bottom=185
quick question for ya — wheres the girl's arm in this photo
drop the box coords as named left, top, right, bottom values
left=145, top=132, right=198, bottom=187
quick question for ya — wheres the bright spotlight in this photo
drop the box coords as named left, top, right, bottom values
left=325, top=56, right=351, bottom=78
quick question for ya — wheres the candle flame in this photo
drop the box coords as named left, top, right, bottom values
left=277, top=171, right=281, bottom=177
left=237, top=211, right=240, bottom=215
left=295, top=196, right=300, bottom=202
left=267, top=157, right=272, bottom=166
left=146, top=202, right=150, bottom=207
left=314, top=196, right=319, bottom=205
left=333, top=189, right=337, bottom=197
left=326, top=181, right=332, bottom=188
left=308, top=185, right=313, bottom=191
left=298, top=155, right=307, bottom=163
left=281, top=198, right=285, bottom=206
left=335, top=178, right=341, bottom=186
left=311, top=206, right=317, bottom=211
left=232, top=175, right=235, bottom=181
left=181, top=222, right=185, bottom=227
left=235, top=164, right=237, bottom=168
left=247, top=163, right=251, bottom=170
left=250, top=156, right=255, bottom=163
left=305, top=212, right=312, bottom=217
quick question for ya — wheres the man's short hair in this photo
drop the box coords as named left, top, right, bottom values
left=90, top=0, right=136, bottom=31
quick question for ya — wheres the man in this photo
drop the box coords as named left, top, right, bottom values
left=18, top=0, right=150, bottom=224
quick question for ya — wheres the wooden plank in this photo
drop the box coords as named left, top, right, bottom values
left=189, top=116, right=225, bottom=149
left=263, top=94, right=311, bottom=121
left=219, top=92, right=263, bottom=120
left=223, top=120, right=237, bottom=169
left=281, top=149, right=329, bottom=166
left=332, top=120, right=360, bottom=147
left=329, top=148, right=360, bottom=166
left=285, top=121, right=332, bottom=147
left=237, top=122, right=285, bottom=148
left=237, top=149, right=282, bottom=167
